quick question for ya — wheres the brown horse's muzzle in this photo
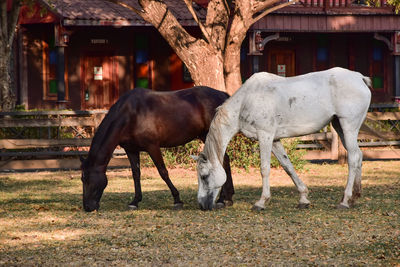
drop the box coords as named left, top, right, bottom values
left=83, top=200, right=99, bottom=212
left=82, top=184, right=103, bottom=212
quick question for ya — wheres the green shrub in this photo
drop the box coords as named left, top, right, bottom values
left=162, top=140, right=203, bottom=168
left=141, top=134, right=306, bottom=171
left=226, top=134, right=260, bottom=171
left=226, top=134, right=306, bottom=171
left=271, top=138, right=307, bottom=171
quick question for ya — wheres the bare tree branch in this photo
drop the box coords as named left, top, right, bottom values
left=251, top=0, right=284, bottom=13
left=106, top=0, right=143, bottom=16
left=203, top=0, right=230, bottom=50
left=112, top=0, right=205, bottom=60
left=251, top=0, right=298, bottom=24
left=182, top=0, right=211, bottom=42
left=230, top=1, right=254, bottom=32
left=136, top=0, right=173, bottom=24
left=205, top=0, right=230, bottom=24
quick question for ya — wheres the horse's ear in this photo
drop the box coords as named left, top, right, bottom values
left=190, top=153, right=207, bottom=163
left=190, top=155, right=199, bottom=161
left=198, top=153, right=208, bottom=163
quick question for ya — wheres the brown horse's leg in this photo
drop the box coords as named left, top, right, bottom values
left=126, top=150, right=142, bottom=209
left=147, top=146, right=183, bottom=209
left=216, top=153, right=234, bottom=207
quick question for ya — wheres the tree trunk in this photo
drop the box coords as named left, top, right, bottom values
left=0, top=46, right=15, bottom=111
left=222, top=2, right=254, bottom=95
left=189, top=53, right=226, bottom=92
left=0, top=0, right=20, bottom=111
left=179, top=42, right=226, bottom=92
left=223, top=42, right=244, bottom=95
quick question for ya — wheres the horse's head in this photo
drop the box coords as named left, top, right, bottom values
left=192, top=153, right=226, bottom=210
left=80, top=157, right=108, bottom=212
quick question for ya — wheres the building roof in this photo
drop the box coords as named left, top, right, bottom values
left=25, top=0, right=206, bottom=26
left=21, top=0, right=398, bottom=28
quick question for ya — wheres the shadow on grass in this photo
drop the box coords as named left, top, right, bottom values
left=0, top=178, right=63, bottom=192
left=1, top=174, right=398, bottom=214
left=11, top=184, right=398, bottom=213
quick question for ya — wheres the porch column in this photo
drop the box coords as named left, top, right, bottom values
left=248, top=31, right=280, bottom=74
left=248, top=31, right=263, bottom=74
left=253, top=56, right=260, bottom=73
left=394, top=55, right=400, bottom=101
left=54, top=24, right=68, bottom=109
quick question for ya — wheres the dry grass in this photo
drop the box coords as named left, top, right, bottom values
left=0, top=161, right=399, bottom=266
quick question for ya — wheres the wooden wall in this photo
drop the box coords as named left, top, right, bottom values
left=255, top=14, right=400, bottom=32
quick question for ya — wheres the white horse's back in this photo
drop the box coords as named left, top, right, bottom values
left=227, top=67, right=371, bottom=139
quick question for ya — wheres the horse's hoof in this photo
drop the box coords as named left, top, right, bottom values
left=251, top=205, right=265, bottom=212
left=297, top=203, right=310, bottom=209
left=128, top=204, right=138, bottom=210
left=216, top=202, right=225, bottom=209
left=173, top=203, right=184, bottom=210
left=336, top=203, right=350, bottom=209
left=224, top=200, right=233, bottom=207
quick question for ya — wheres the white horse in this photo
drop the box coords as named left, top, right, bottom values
left=193, top=67, right=371, bottom=211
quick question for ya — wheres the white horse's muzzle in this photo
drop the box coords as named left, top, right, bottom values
left=198, top=188, right=220, bottom=210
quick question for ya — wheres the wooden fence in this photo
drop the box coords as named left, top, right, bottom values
left=0, top=110, right=399, bottom=171
left=299, top=110, right=400, bottom=163
left=0, top=110, right=128, bottom=170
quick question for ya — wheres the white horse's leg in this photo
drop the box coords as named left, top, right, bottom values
left=253, top=132, right=273, bottom=211
left=336, top=120, right=363, bottom=209
left=272, top=141, right=310, bottom=208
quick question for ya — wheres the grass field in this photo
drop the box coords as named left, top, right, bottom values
left=0, top=161, right=399, bottom=266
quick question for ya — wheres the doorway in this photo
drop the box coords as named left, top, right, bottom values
left=267, top=49, right=295, bottom=77
left=81, top=52, right=118, bottom=109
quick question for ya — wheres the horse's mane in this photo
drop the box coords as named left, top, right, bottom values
left=88, top=92, right=130, bottom=161
left=203, top=105, right=230, bottom=165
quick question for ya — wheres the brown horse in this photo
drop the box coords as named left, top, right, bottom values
left=80, top=86, right=234, bottom=212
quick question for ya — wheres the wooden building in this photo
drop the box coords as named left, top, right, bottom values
left=246, top=0, right=400, bottom=103
left=14, top=0, right=400, bottom=110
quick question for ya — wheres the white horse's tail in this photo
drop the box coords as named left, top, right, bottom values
left=362, top=76, right=372, bottom=88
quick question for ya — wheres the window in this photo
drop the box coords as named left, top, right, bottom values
left=42, top=34, right=68, bottom=100
left=315, top=35, right=329, bottom=71
left=371, top=43, right=384, bottom=90
left=42, top=37, right=57, bottom=100
left=135, top=35, right=151, bottom=88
